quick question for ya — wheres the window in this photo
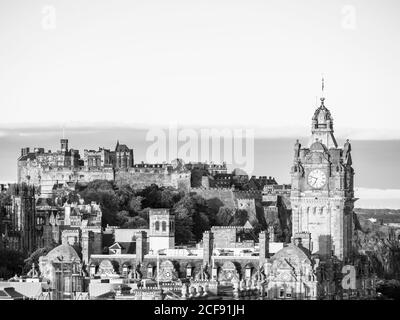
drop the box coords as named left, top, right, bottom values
left=147, top=266, right=154, bottom=278
left=155, top=221, right=160, bottom=231
left=186, top=266, right=192, bottom=278
left=162, top=221, right=167, bottom=232
left=90, top=265, right=96, bottom=276
left=279, top=289, right=285, bottom=298
left=245, top=267, right=252, bottom=279
left=122, top=265, right=129, bottom=276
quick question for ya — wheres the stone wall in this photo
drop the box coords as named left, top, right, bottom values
left=114, top=170, right=191, bottom=192
left=18, top=163, right=114, bottom=187
left=18, top=162, right=191, bottom=193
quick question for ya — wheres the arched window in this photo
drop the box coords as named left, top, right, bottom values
left=186, top=265, right=193, bottom=278
left=122, top=264, right=129, bottom=277
left=162, top=221, right=167, bottom=232
left=245, top=265, right=252, bottom=279
left=155, top=221, right=160, bottom=231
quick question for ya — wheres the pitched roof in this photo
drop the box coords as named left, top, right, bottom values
left=18, top=153, right=37, bottom=161
left=0, top=287, right=25, bottom=300
left=243, top=220, right=253, bottom=229
left=109, top=242, right=136, bottom=254
left=46, top=244, right=81, bottom=262
left=116, top=144, right=131, bottom=152
left=0, top=282, right=48, bottom=298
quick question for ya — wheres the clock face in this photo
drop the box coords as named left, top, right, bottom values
left=307, top=169, right=327, bottom=189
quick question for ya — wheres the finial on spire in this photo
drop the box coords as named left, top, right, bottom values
left=319, top=74, right=325, bottom=106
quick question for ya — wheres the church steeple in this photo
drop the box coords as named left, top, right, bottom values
left=308, top=79, right=338, bottom=149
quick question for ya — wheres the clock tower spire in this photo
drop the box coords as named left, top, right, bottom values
left=290, top=86, right=355, bottom=261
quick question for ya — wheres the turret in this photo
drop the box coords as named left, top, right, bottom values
left=60, top=139, right=69, bottom=153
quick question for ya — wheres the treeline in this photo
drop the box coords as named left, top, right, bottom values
left=0, top=249, right=25, bottom=279
left=62, top=180, right=259, bottom=245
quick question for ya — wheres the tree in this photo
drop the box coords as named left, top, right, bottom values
left=0, top=249, right=25, bottom=279
left=116, top=184, right=135, bottom=211
left=116, top=210, right=130, bottom=227
left=80, top=182, right=120, bottom=227
left=231, top=209, right=248, bottom=226
left=216, top=206, right=234, bottom=226
left=129, top=196, right=143, bottom=215
left=160, top=188, right=181, bottom=208
left=193, top=212, right=210, bottom=241
left=173, top=196, right=195, bottom=245
left=139, top=184, right=162, bottom=208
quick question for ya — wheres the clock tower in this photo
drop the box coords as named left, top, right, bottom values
left=290, top=96, right=355, bottom=261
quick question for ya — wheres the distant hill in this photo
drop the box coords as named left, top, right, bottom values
left=355, top=208, right=400, bottom=224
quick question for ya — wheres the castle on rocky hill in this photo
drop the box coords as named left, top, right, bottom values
left=17, top=139, right=191, bottom=196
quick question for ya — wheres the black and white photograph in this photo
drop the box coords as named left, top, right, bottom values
left=0, top=0, right=400, bottom=310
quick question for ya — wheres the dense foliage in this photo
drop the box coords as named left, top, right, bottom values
left=70, top=180, right=256, bottom=245
left=0, top=249, right=25, bottom=279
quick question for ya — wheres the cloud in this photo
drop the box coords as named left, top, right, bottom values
left=355, top=188, right=400, bottom=209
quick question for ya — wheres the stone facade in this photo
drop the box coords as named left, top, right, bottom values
left=0, top=183, right=37, bottom=254
left=290, top=97, right=355, bottom=261
left=17, top=139, right=191, bottom=194
left=148, top=209, right=175, bottom=253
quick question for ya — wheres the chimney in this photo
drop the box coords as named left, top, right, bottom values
left=202, top=231, right=214, bottom=266
left=135, top=231, right=147, bottom=264
left=61, top=139, right=68, bottom=153
left=293, top=232, right=312, bottom=252
left=21, top=147, right=30, bottom=156
left=259, top=231, right=269, bottom=265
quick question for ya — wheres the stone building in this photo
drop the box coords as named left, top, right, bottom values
left=148, top=209, right=175, bottom=253
left=290, top=97, right=355, bottom=261
left=264, top=242, right=318, bottom=299
left=38, top=244, right=87, bottom=299
left=262, top=184, right=292, bottom=242
left=0, top=183, right=37, bottom=254
left=17, top=139, right=191, bottom=194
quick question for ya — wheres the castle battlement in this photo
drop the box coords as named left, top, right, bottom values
left=191, top=187, right=233, bottom=192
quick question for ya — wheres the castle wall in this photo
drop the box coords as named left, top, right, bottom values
left=18, top=163, right=114, bottom=186
left=114, top=170, right=191, bottom=192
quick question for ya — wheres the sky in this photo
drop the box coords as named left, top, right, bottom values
left=0, top=0, right=400, bottom=208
